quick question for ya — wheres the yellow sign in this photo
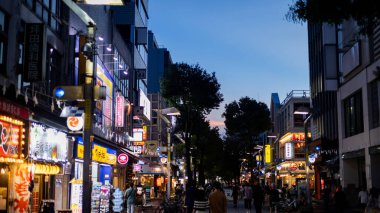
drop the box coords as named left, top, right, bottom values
left=134, top=141, right=145, bottom=146
left=265, top=145, right=272, bottom=163
left=77, top=143, right=116, bottom=165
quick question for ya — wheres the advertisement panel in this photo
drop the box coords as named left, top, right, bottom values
left=29, top=122, right=68, bottom=162
left=0, top=117, right=23, bottom=158
left=95, top=60, right=114, bottom=129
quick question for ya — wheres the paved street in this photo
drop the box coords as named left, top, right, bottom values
left=227, top=199, right=270, bottom=213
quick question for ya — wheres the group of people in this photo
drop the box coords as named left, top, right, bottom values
left=184, top=181, right=228, bottom=213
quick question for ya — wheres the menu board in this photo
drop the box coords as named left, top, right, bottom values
left=70, top=181, right=83, bottom=213
left=99, top=185, right=111, bottom=213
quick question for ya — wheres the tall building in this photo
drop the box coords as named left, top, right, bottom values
left=147, top=31, right=172, bottom=147
left=307, top=22, right=340, bottom=198
left=337, top=21, right=380, bottom=198
left=270, top=90, right=311, bottom=190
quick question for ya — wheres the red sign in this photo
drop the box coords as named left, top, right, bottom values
left=0, top=120, right=21, bottom=158
left=290, top=163, right=298, bottom=171
left=115, top=95, right=125, bottom=127
left=0, top=99, right=29, bottom=120
left=117, top=153, right=129, bottom=165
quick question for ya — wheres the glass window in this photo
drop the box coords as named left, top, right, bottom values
left=369, top=81, right=380, bottom=129
left=36, top=2, right=43, bottom=18
left=0, top=10, right=7, bottom=75
left=343, top=90, right=364, bottom=137
left=0, top=12, right=5, bottom=32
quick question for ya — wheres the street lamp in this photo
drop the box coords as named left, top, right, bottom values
left=153, top=107, right=180, bottom=200
left=294, top=107, right=312, bottom=207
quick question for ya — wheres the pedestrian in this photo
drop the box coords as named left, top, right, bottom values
left=366, top=187, right=380, bottom=213
left=243, top=182, right=253, bottom=212
left=185, top=183, right=195, bottom=213
left=124, top=182, right=136, bottom=213
left=269, top=183, right=279, bottom=213
left=358, top=186, right=368, bottom=212
left=334, top=185, right=346, bottom=213
left=252, top=181, right=265, bottom=213
left=208, top=181, right=227, bottom=213
left=193, top=185, right=209, bottom=213
left=322, top=186, right=331, bottom=212
left=232, top=183, right=239, bottom=208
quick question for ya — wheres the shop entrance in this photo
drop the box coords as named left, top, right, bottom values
left=0, top=167, right=8, bottom=213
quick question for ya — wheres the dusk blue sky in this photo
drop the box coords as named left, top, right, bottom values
left=148, top=1, right=309, bottom=133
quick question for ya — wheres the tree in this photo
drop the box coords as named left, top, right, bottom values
left=287, top=0, right=380, bottom=35
left=222, top=97, right=271, bottom=181
left=161, top=62, right=223, bottom=185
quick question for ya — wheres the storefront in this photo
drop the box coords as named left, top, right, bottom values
left=28, top=122, right=70, bottom=212
left=276, top=161, right=314, bottom=190
left=0, top=99, right=30, bottom=213
left=71, top=137, right=117, bottom=213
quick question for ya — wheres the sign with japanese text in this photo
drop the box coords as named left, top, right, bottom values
left=29, top=122, right=68, bottom=162
left=0, top=100, right=29, bottom=120
left=77, top=141, right=116, bottom=165
left=285, top=143, right=294, bottom=159
left=24, top=23, right=46, bottom=82
left=115, top=95, right=124, bottom=127
left=117, top=153, right=129, bottom=165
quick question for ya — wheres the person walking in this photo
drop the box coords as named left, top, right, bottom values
left=124, top=183, right=136, bottom=213
left=252, top=182, right=265, bottom=213
left=322, top=186, right=331, bottom=212
left=269, top=183, right=280, bottom=213
left=232, top=184, right=239, bottom=208
left=193, top=185, right=209, bottom=213
left=366, top=187, right=380, bottom=213
left=358, top=186, right=368, bottom=212
left=334, top=185, right=346, bottom=213
left=243, top=182, right=253, bottom=212
left=208, top=182, right=227, bottom=213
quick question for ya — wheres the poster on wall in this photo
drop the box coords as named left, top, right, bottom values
left=70, top=180, right=83, bottom=213
left=31, top=176, right=40, bottom=213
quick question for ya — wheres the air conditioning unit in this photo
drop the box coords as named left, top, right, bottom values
left=133, top=106, right=144, bottom=115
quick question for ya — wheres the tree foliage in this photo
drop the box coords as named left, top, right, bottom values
left=287, top=0, right=380, bottom=35
left=160, top=62, right=223, bottom=185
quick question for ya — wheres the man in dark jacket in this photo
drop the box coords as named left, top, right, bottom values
left=269, top=183, right=280, bottom=212
left=334, top=185, right=346, bottom=213
left=253, top=182, right=265, bottom=213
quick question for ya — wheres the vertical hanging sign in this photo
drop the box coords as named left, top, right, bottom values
left=115, top=94, right=125, bottom=127
left=24, top=23, right=46, bottom=82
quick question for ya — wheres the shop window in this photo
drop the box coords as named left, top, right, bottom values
left=343, top=89, right=364, bottom=137
left=369, top=80, right=380, bottom=129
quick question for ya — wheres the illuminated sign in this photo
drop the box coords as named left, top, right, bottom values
left=95, top=60, right=113, bottom=129
left=77, top=140, right=116, bottom=165
left=67, top=116, right=84, bottom=131
left=117, top=153, right=129, bottom=165
left=30, top=122, right=68, bottom=162
left=133, top=128, right=143, bottom=141
left=143, top=141, right=158, bottom=157
left=264, top=145, right=271, bottom=163
left=143, top=126, right=147, bottom=141
left=0, top=116, right=24, bottom=158
left=285, top=143, right=294, bottom=159
left=115, top=95, right=125, bottom=127
left=280, top=132, right=310, bottom=144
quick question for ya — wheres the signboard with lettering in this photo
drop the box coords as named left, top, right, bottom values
left=24, top=23, right=46, bottom=82
left=0, top=100, right=29, bottom=120
left=77, top=140, right=116, bottom=165
left=29, top=122, right=68, bottom=162
left=115, top=95, right=125, bottom=127
left=285, top=143, right=294, bottom=159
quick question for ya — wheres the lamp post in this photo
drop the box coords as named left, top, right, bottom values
left=154, top=107, right=180, bottom=200
left=294, top=106, right=313, bottom=207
